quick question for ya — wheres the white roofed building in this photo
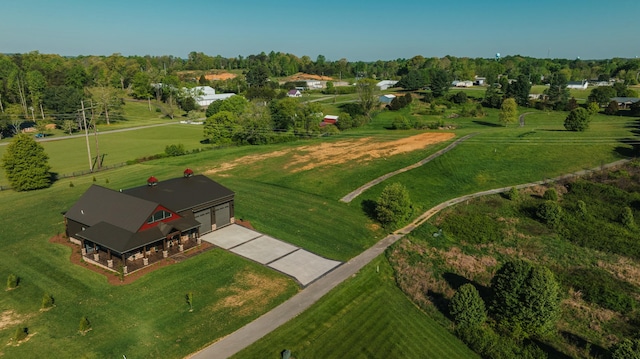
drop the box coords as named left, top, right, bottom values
left=184, top=86, right=235, bottom=107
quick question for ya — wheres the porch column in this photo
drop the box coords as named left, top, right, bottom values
left=143, top=245, right=148, bottom=266
left=81, top=239, right=87, bottom=255
left=107, top=249, right=113, bottom=268
left=121, top=253, right=127, bottom=274
left=93, top=243, right=99, bottom=261
left=162, top=238, right=168, bottom=258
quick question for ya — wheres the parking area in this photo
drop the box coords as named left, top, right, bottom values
left=201, top=224, right=341, bottom=286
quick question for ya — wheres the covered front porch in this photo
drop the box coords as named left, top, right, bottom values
left=81, top=228, right=200, bottom=275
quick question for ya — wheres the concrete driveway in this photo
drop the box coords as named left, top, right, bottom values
left=201, top=224, right=341, bottom=286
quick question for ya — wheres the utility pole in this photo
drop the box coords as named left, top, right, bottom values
left=81, top=100, right=93, bottom=172
left=90, top=101, right=101, bottom=170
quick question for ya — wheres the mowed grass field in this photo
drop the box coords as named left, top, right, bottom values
left=234, top=256, right=479, bottom=359
left=0, top=97, right=638, bottom=358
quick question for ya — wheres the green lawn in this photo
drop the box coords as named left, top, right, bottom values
left=234, top=256, right=478, bottom=359
left=0, top=123, right=206, bottom=186
left=0, top=98, right=637, bottom=358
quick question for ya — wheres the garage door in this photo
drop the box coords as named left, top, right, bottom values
left=215, top=203, right=231, bottom=229
left=194, top=209, right=212, bottom=234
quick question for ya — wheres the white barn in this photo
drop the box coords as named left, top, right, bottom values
left=567, top=80, right=588, bottom=90
left=184, top=86, right=235, bottom=107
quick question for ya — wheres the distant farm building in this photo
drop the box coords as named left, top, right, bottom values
left=376, top=80, right=398, bottom=90
left=474, top=77, right=486, bottom=86
left=321, top=115, right=339, bottom=126
left=567, top=80, right=588, bottom=90
left=184, top=86, right=235, bottom=107
left=379, top=94, right=396, bottom=104
left=64, top=171, right=235, bottom=275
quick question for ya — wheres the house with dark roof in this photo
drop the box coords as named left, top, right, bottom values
left=287, top=89, right=302, bottom=97
left=64, top=170, right=234, bottom=274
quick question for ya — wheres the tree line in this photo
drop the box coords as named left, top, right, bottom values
left=1, top=51, right=639, bottom=133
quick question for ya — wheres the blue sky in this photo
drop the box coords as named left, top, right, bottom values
left=2, top=0, right=639, bottom=61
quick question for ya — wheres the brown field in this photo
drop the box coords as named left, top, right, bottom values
left=204, top=73, right=237, bottom=81
left=206, top=132, right=455, bottom=175
left=284, top=72, right=334, bottom=82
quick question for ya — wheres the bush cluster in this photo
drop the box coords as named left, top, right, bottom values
left=559, top=267, right=637, bottom=312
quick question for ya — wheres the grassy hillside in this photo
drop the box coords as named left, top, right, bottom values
left=234, top=256, right=479, bottom=359
left=0, top=96, right=637, bottom=358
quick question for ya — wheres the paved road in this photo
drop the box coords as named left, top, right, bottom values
left=340, top=133, right=478, bottom=203
left=0, top=121, right=179, bottom=146
left=189, top=158, right=630, bottom=359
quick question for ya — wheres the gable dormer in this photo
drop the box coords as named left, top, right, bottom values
left=138, top=205, right=180, bottom=232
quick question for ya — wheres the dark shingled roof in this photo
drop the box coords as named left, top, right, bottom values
left=123, top=174, right=234, bottom=212
left=65, top=175, right=232, bottom=254
left=65, top=185, right=158, bottom=232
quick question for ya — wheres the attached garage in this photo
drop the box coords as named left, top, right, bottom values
left=214, top=203, right=231, bottom=229
left=194, top=209, right=213, bottom=234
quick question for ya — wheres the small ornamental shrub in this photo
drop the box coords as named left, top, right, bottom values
left=587, top=101, right=600, bottom=114
left=186, top=292, right=194, bottom=312
left=576, top=200, right=588, bottom=217
left=450, top=283, right=487, bottom=328
left=507, top=187, right=519, bottom=201
left=42, top=293, right=54, bottom=309
left=13, top=327, right=28, bottom=341
left=79, top=316, right=91, bottom=334
left=7, top=273, right=18, bottom=289
left=69, top=181, right=74, bottom=187
left=543, top=188, right=558, bottom=201
left=536, top=200, right=563, bottom=227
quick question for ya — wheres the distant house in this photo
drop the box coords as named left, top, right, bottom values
left=376, top=80, right=398, bottom=91
left=287, top=89, right=302, bottom=97
left=474, top=77, right=486, bottom=86
left=567, top=80, right=588, bottom=90
left=184, top=86, right=235, bottom=107
left=379, top=94, right=396, bottom=104
left=611, top=97, right=640, bottom=109
left=452, top=80, right=473, bottom=88
left=64, top=171, right=235, bottom=274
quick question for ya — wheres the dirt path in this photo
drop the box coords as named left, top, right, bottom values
left=188, top=159, right=630, bottom=359
left=339, top=133, right=477, bottom=203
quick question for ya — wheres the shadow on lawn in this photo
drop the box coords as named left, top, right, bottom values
left=361, top=199, right=377, bottom=220
left=472, top=120, right=503, bottom=128
left=616, top=119, right=640, bottom=157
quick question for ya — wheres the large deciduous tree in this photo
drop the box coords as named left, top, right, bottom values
left=490, top=260, right=560, bottom=338
left=544, top=72, right=570, bottom=110
left=203, top=110, right=240, bottom=145
left=1, top=134, right=51, bottom=191
left=587, top=86, right=616, bottom=107
left=205, top=95, right=248, bottom=118
left=245, top=65, right=270, bottom=88
left=356, top=78, right=379, bottom=117
left=396, top=70, right=427, bottom=91
left=429, top=68, right=451, bottom=98
left=564, top=107, right=591, bottom=131
left=499, top=98, right=518, bottom=126
left=375, top=182, right=412, bottom=227
left=505, top=74, right=531, bottom=106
